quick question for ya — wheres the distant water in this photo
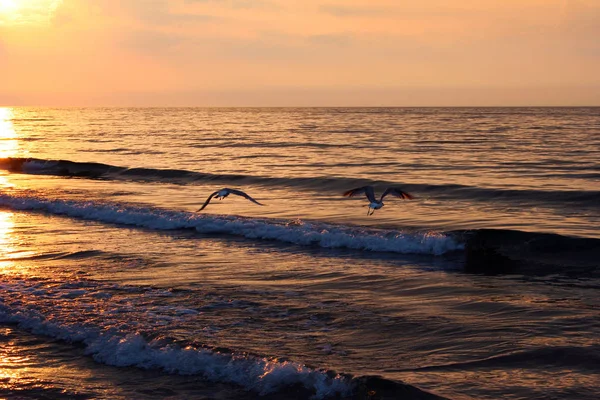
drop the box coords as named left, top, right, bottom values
left=0, top=107, right=598, bottom=399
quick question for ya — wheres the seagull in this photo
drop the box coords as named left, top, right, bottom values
left=197, top=188, right=265, bottom=211
left=343, top=186, right=414, bottom=216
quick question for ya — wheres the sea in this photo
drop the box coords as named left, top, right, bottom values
left=0, top=107, right=598, bottom=400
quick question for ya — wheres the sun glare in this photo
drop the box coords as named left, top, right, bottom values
left=0, top=0, right=17, bottom=12
left=0, top=0, right=18, bottom=22
left=0, top=0, right=63, bottom=25
left=0, top=108, right=18, bottom=158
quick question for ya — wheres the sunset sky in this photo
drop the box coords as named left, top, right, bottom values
left=0, top=0, right=599, bottom=106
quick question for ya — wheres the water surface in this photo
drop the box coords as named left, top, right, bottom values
left=0, top=107, right=599, bottom=399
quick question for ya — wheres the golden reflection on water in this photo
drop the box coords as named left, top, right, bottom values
left=0, top=328, right=29, bottom=391
left=0, top=173, right=16, bottom=189
left=0, top=211, right=17, bottom=273
left=0, top=107, right=19, bottom=158
left=0, top=211, right=34, bottom=275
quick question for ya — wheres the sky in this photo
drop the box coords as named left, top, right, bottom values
left=0, top=0, right=599, bottom=106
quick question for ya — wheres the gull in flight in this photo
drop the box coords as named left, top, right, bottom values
left=197, top=188, right=265, bottom=211
left=343, top=186, right=414, bottom=215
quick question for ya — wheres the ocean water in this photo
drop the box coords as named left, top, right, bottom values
left=0, top=107, right=598, bottom=399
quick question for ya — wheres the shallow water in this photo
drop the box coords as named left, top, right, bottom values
left=0, top=107, right=599, bottom=399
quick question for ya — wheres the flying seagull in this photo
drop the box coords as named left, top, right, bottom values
left=343, top=186, right=414, bottom=215
left=197, top=188, right=265, bottom=211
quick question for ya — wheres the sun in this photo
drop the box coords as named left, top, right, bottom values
left=0, top=0, right=63, bottom=25
left=0, top=0, right=18, bottom=14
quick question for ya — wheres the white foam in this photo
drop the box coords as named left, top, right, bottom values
left=0, top=279, right=353, bottom=398
left=0, top=193, right=463, bottom=255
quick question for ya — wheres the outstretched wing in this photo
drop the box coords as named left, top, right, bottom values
left=197, top=191, right=220, bottom=211
left=228, top=189, right=265, bottom=206
left=380, top=187, right=414, bottom=201
left=343, top=186, right=377, bottom=203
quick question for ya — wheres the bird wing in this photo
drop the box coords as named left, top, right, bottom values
left=197, top=191, right=220, bottom=211
left=343, top=186, right=377, bottom=203
left=228, top=189, right=265, bottom=206
left=380, top=187, right=414, bottom=201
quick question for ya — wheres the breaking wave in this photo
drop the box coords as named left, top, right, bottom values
left=0, top=279, right=351, bottom=399
left=0, top=278, right=447, bottom=399
left=0, top=192, right=462, bottom=256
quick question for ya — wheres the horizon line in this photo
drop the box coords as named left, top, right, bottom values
left=2, top=104, right=600, bottom=108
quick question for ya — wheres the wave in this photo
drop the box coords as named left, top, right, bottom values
left=1, top=157, right=598, bottom=209
left=1, top=191, right=599, bottom=276
left=0, top=278, right=446, bottom=400
left=458, top=228, right=600, bottom=276
left=0, top=279, right=350, bottom=399
left=0, top=192, right=462, bottom=256
left=1, top=189, right=599, bottom=276
left=407, top=346, right=600, bottom=372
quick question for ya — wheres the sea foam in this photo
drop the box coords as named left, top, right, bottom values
left=0, top=279, right=353, bottom=398
left=0, top=192, right=463, bottom=255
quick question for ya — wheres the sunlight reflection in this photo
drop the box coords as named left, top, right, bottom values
left=0, top=328, right=29, bottom=390
left=0, top=107, right=19, bottom=158
left=0, top=211, right=34, bottom=275
left=0, top=211, right=17, bottom=274
left=0, top=360, right=23, bottom=390
left=0, top=173, right=16, bottom=189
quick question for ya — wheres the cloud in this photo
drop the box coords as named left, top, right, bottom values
left=185, top=0, right=276, bottom=9
left=319, top=5, right=393, bottom=17
left=2, top=0, right=599, bottom=105
left=120, top=30, right=188, bottom=55
left=318, top=3, right=486, bottom=19
left=118, top=1, right=219, bottom=25
left=306, top=33, right=352, bottom=46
